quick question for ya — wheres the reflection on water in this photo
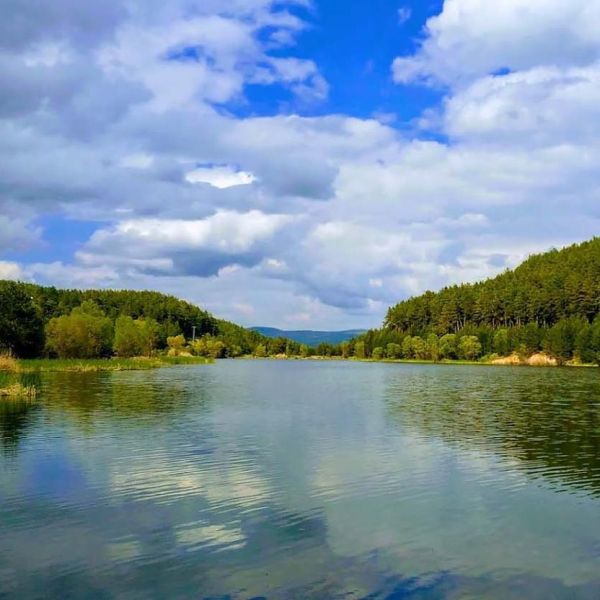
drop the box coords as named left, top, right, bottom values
left=1, top=361, right=599, bottom=599
left=384, top=365, right=600, bottom=497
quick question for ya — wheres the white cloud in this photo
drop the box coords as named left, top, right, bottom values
left=91, top=210, right=291, bottom=253
left=186, top=166, right=256, bottom=189
left=2, top=0, right=600, bottom=329
left=0, top=261, right=24, bottom=280
left=445, top=63, right=600, bottom=145
left=392, top=0, right=600, bottom=86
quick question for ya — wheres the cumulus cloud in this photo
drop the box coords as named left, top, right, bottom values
left=0, top=261, right=24, bottom=280
left=392, top=0, right=600, bottom=86
left=1, top=0, right=600, bottom=328
left=77, top=210, right=294, bottom=277
left=186, top=166, right=256, bottom=189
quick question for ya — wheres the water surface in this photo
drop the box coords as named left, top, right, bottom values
left=1, top=361, right=600, bottom=599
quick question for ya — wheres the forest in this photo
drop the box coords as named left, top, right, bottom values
left=348, top=237, right=600, bottom=364
left=0, top=282, right=288, bottom=359
left=2, top=237, right=600, bottom=364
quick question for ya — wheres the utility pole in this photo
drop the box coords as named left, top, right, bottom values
left=192, top=326, right=197, bottom=342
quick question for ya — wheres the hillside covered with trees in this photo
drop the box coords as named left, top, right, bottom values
left=349, top=238, right=600, bottom=364
left=0, top=282, right=279, bottom=359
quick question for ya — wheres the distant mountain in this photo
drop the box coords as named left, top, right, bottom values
left=251, top=327, right=366, bottom=347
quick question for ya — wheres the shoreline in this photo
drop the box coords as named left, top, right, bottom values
left=10, top=356, right=213, bottom=373
left=239, top=355, right=598, bottom=368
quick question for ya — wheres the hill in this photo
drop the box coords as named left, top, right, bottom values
left=354, top=237, right=600, bottom=364
left=0, top=281, right=269, bottom=358
left=252, top=327, right=366, bottom=347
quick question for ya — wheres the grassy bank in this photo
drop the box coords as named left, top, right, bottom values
left=5, top=355, right=212, bottom=373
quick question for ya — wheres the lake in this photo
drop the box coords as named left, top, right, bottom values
left=1, top=360, right=600, bottom=599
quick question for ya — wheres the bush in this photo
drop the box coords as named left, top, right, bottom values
left=45, top=302, right=113, bottom=358
left=372, top=347, right=384, bottom=360
left=113, top=316, right=159, bottom=357
left=439, top=334, right=458, bottom=359
left=458, top=336, right=482, bottom=361
left=166, top=334, right=186, bottom=356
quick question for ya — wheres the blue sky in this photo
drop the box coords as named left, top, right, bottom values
left=1, top=0, right=600, bottom=329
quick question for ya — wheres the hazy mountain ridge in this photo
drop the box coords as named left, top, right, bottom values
left=252, top=327, right=366, bottom=347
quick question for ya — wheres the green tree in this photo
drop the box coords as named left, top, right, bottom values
left=439, top=334, right=458, bottom=359
left=46, top=302, right=113, bottom=358
left=492, top=328, right=510, bottom=356
left=114, top=316, right=137, bottom=356
left=0, top=281, right=44, bottom=357
left=372, top=347, right=384, bottom=360
left=412, top=336, right=428, bottom=360
left=386, top=342, right=401, bottom=359
left=167, top=334, right=186, bottom=356
left=254, top=344, right=267, bottom=357
left=426, top=333, right=440, bottom=362
left=354, top=341, right=366, bottom=359
left=458, top=336, right=482, bottom=361
left=543, top=318, right=579, bottom=364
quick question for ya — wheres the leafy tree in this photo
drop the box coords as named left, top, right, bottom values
left=167, top=334, right=186, bottom=356
left=458, top=336, right=482, bottom=361
left=426, top=333, right=440, bottom=362
left=372, top=347, right=384, bottom=360
left=113, top=316, right=158, bottom=357
left=412, top=336, right=428, bottom=360
left=46, top=302, right=113, bottom=358
left=191, top=335, right=227, bottom=358
left=254, top=344, right=267, bottom=357
left=439, top=334, right=458, bottom=360
left=493, top=328, right=510, bottom=356
left=0, top=281, right=44, bottom=357
left=354, top=341, right=366, bottom=359
left=386, top=342, right=401, bottom=359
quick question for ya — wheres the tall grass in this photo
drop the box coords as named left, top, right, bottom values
left=0, top=354, right=19, bottom=372
left=0, top=371, right=37, bottom=399
left=17, top=355, right=212, bottom=373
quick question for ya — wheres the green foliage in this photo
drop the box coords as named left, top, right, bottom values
left=412, top=336, right=428, bottom=360
left=166, top=334, right=186, bottom=356
left=191, top=335, right=227, bottom=359
left=439, top=334, right=458, bottom=360
left=402, top=336, right=414, bottom=359
left=1, top=280, right=279, bottom=360
left=254, top=344, right=267, bottom=357
left=352, top=238, right=600, bottom=365
left=113, top=316, right=159, bottom=357
left=354, top=341, right=366, bottom=359
left=372, top=347, right=384, bottom=360
left=426, top=334, right=440, bottom=362
left=46, top=302, right=113, bottom=358
left=386, top=343, right=402, bottom=359
left=0, top=281, right=44, bottom=358
left=458, top=336, right=483, bottom=361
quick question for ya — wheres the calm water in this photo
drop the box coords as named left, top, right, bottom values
left=1, top=361, right=600, bottom=599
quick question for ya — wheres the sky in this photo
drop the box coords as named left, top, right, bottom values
left=1, top=0, right=600, bottom=329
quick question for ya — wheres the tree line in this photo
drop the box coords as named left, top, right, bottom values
left=351, top=237, right=600, bottom=364
left=0, top=282, right=272, bottom=359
